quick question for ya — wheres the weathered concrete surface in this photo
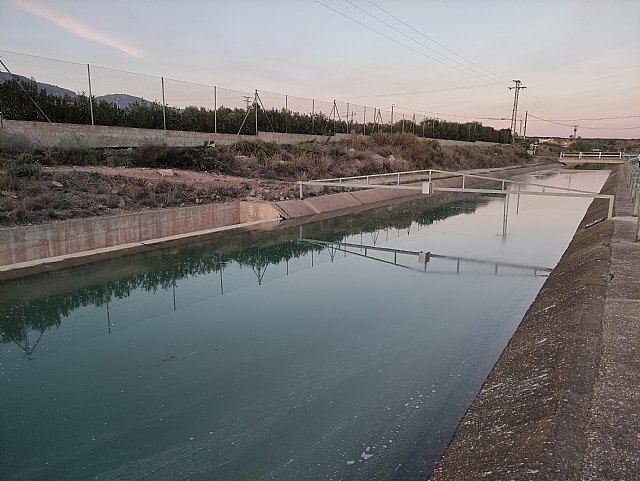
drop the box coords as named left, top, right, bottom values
left=428, top=167, right=639, bottom=481
left=275, top=164, right=556, bottom=220
left=274, top=188, right=423, bottom=219
left=0, top=201, right=281, bottom=273
left=0, top=218, right=278, bottom=282
left=0, top=120, right=335, bottom=148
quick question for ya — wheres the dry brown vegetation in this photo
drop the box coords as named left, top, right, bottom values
left=0, top=133, right=532, bottom=227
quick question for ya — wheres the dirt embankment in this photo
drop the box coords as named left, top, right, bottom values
left=0, top=134, right=534, bottom=228
left=429, top=170, right=620, bottom=480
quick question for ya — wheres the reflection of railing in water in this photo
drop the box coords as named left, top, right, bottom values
left=299, top=239, right=552, bottom=277
left=0, top=199, right=488, bottom=354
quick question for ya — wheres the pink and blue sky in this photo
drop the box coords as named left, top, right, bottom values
left=1, top=0, right=639, bottom=138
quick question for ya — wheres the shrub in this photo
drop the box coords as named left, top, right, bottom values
left=0, top=133, right=32, bottom=154
left=7, top=153, right=42, bottom=179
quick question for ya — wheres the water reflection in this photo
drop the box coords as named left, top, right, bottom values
left=0, top=196, right=487, bottom=357
left=0, top=171, right=609, bottom=481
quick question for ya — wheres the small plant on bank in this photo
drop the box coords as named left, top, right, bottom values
left=7, top=153, right=42, bottom=179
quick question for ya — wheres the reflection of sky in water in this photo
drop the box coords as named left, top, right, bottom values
left=0, top=170, right=608, bottom=481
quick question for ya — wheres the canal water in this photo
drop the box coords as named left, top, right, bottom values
left=0, top=170, right=608, bottom=481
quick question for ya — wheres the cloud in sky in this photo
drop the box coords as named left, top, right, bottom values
left=12, top=0, right=143, bottom=59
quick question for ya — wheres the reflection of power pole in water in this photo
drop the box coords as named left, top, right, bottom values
left=172, top=279, right=176, bottom=311
left=107, top=300, right=111, bottom=334
left=502, top=187, right=511, bottom=238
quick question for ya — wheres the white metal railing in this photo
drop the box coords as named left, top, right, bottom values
left=297, top=168, right=616, bottom=219
left=559, top=151, right=633, bottom=159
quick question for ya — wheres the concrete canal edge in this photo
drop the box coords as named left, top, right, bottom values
left=0, top=202, right=283, bottom=281
left=428, top=166, right=640, bottom=480
left=0, top=163, right=555, bottom=281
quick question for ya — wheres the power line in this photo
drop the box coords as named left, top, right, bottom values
left=314, top=0, right=506, bottom=85
left=521, top=90, right=556, bottom=119
left=367, top=0, right=508, bottom=84
left=539, top=115, right=640, bottom=121
left=528, top=113, right=575, bottom=128
left=343, top=0, right=505, bottom=86
left=340, top=83, right=497, bottom=100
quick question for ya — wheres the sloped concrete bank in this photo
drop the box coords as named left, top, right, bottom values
left=0, top=202, right=281, bottom=280
left=429, top=167, right=639, bottom=480
left=274, top=163, right=555, bottom=220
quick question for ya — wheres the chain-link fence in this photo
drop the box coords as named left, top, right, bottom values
left=0, top=49, right=512, bottom=143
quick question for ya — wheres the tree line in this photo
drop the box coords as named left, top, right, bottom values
left=0, top=76, right=512, bottom=143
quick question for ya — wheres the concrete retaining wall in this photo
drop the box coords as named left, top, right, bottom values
left=0, top=201, right=281, bottom=266
left=1, top=120, right=502, bottom=150
left=0, top=120, right=335, bottom=149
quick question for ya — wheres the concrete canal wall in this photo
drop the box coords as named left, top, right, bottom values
left=0, top=163, right=554, bottom=280
left=1, top=120, right=504, bottom=149
left=274, top=163, right=556, bottom=220
left=429, top=166, right=640, bottom=480
left=0, top=201, right=281, bottom=279
left=0, top=120, right=337, bottom=148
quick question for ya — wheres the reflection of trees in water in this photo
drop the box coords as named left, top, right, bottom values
left=0, top=196, right=486, bottom=348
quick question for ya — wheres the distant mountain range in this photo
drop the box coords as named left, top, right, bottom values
left=0, top=72, right=151, bottom=108
left=0, top=71, right=76, bottom=98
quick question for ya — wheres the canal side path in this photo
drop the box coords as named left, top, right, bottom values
left=429, top=165, right=639, bottom=480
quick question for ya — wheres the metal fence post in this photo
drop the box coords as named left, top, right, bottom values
left=161, top=76, right=167, bottom=130
left=285, top=94, right=288, bottom=133
left=391, top=105, right=394, bottom=133
left=254, top=89, right=258, bottom=136
left=346, top=102, right=350, bottom=133
left=312, top=99, right=315, bottom=135
left=214, top=86, right=217, bottom=134
left=363, top=106, right=367, bottom=136
left=87, top=64, right=94, bottom=126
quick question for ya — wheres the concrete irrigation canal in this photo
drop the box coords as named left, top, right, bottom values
left=1, top=164, right=638, bottom=480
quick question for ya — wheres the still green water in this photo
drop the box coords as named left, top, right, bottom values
left=0, top=170, right=608, bottom=481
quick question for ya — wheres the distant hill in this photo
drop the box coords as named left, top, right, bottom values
left=0, top=71, right=77, bottom=97
left=0, top=73, right=150, bottom=107
left=95, top=94, right=152, bottom=109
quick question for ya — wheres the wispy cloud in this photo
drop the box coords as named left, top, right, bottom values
left=12, top=0, right=143, bottom=58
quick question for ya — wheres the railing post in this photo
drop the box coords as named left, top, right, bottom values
left=214, top=86, right=217, bottom=134
left=607, top=196, right=614, bottom=220
left=299, top=182, right=304, bottom=199
left=462, top=174, right=466, bottom=190
left=397, top=173, right=400, bottom=185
